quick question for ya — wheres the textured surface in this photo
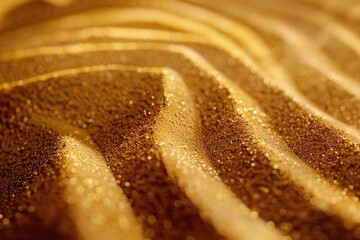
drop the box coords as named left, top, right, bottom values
left=0, top=0, right=360, bottom=239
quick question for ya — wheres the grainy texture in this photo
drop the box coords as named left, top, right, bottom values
left=0, top=0, right=360, bottom=240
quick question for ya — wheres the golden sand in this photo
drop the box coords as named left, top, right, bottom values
left=0, top=0, right=360, bottom=239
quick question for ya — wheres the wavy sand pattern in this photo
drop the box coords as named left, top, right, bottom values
left=0, top=0, right=360, bottom=239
